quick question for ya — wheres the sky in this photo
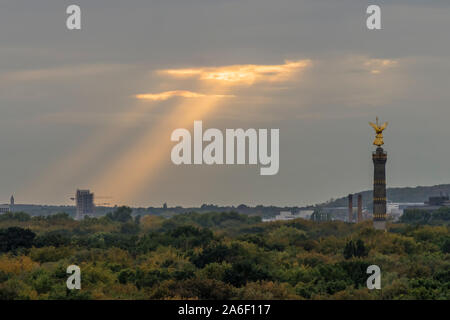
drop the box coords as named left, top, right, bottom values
left=0, top=0, right=450, bottom=207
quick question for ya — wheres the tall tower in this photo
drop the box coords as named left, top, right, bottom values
left=348, top=194, right=353, bottom=223
left=10, top=195, right=14, bottom=212
left=357, top=194, right=363, bottom=223
left=369, top=117, right=388, bottom=231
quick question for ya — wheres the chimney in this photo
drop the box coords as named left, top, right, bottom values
left=348, top=194, right=353, bottom=223
left=357, top=194, right=363, bottom=223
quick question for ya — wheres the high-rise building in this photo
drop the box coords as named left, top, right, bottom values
left=75, top=189, right=95, bottom=220
left=369, top=117, right=388, bottom=231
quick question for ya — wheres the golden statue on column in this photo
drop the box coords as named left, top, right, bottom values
left=369, top=117, right=388, bottom=147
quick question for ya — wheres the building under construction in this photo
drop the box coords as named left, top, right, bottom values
left=75, top=189, right=95, bottom=220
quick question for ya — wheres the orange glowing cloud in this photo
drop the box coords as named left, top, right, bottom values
left=135, top=90, right=234, bottom=101
left=159, top=60, right=311, bottom=85
left=364, top=58, right=398, bottom=74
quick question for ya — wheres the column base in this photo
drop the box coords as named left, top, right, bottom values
left=373, top=220, right=386, bottom=231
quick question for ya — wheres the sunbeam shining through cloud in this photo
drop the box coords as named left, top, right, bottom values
left=159, top=60, right=312, bottom=85
left=88, top=60, right=312, bottom=203
left=135, top=90, right=234, bottom=101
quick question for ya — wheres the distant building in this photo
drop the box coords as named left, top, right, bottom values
left=262, top=210, right=314, bottom=222
left=75, top=189, right=95, bottom=220
left=404, top=195, right=450, bottom=213
left=321, top=207, right=348, bottom=221
left=263, top=211, right=292, bottom=222
left=427, top=195, right=450, bottom=206
left=297, top=210, right=314, bottom=219
left=0, top=204, right=9, bottom=214
left=0, top=195, right=13, bottom=214
left=310, top=208, right=332, bottom=222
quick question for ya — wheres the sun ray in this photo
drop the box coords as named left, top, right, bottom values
left=20, top=89, right=166, bottom=201
left=21, top=60, right=310, bottom=204
left=91, top=83, right=231, bottom=204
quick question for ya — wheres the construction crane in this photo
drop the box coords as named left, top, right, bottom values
left=69, top=195, right=112, bottom=205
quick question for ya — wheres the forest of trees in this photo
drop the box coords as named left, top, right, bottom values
left=0, top=208, right=449, bottom=300
left=401, top=207, right=450, bottom=225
